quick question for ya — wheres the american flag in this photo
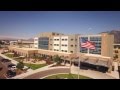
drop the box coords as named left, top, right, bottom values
left=80, top=38, right=95, bottom=49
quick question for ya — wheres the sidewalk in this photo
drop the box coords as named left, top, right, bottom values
left=0, top=53, right=33, bottom=72
left=0, top=53, right=18, bottom=65
left=12, top=63, right=58, bottom=79
left=71, top=65, right=115, bottom=79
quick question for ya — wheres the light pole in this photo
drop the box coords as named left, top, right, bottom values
left=70, top=57, right=72, bottom=74
left=78, top=56, right=80, bottom=79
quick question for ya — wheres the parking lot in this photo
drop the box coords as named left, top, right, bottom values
left=0, top=56, right=16, bottom=79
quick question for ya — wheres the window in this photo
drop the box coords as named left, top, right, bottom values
left=75, top=39, right=77, bottom=41
left=35, top=43, right=38, bottom=45
left=65, top=45, right=67, bottom=47
left=75, top=45, right=77, bottom=47
left=70, top=51, right=73, bottom=53
left=52, top=33, right=55, bottom=35
left=119, top=47, right=120, bottom=49
left=34, top=39, right=38, bottom=41
left=71, top=39, right=73, bottom=41
left=50, top=39, right=52, bottom=41
left=65, top=39, right=67, bottom=41
left=114, top=46, right=117, bottom=49
left=57, top=44, right=59, bottom=46
left=62, top=39, right=64, bottom=41
left=57, top=39, right=59, bottom=41
left=50, top=44, right=52, bottom=45
left=57, top=34, right=59, bottom=35
left=54, top=44, right=56, bottom=46
left=54, top=39, right=56, bottom=41
left=65, top=50, right=67, bottom=52
left=71, top=45, right=73, bottom=47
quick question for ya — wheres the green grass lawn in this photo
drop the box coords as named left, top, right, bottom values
left=24, top=63, right=47, bottom=70
left=44, top=74, right=91, bottom=79
left=5, top=53, right=14, bottom=58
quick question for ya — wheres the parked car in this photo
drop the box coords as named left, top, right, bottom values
left=6, top=70, right=16, bottom=78
left=8, top=64, right=16, bottom=70
left=1, top=59, right=11, bottom=62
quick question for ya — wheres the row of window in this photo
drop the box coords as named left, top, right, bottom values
left=114, top=45, right=120, bottom=49
left=52, top=33, right=60, bottom=36
left=54, top=39, right=60, bottom=41
left=61, top=44, right=67, bottom=46
left=90, top=37, right=101, bottom=41
left=54, top=49, right=59, bottom=51
left=80, top=47, right=101, bottom=55
left=53, top=44, right=77, bottom=47
left=54, top=44, right=59, bottom=46
left=61, top=50, right=67, bottom=52
left=54, top=38, right=77, bottom=41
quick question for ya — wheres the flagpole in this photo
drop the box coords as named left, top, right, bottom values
left=78, top=56, right=80, bottom=79
left=88, top=48, right=89, bottom=54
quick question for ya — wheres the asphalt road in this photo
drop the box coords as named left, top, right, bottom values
left=23, top=68, right=70, bottom=79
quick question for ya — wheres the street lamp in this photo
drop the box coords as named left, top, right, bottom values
left=78, top=57, right=80, bottom=79
left=70, top=57, right=72, bottom=74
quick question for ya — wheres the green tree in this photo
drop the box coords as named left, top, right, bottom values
left=53, top=55, right=62, bottom=65
left=16, top=62, right=24, bottom=70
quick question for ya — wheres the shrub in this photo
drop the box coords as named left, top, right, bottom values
left=53, top=55, right=62, bottom=65
left=16, top=62, right=24, bottom=70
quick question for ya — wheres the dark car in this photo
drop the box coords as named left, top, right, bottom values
left=8, top=64, right=16, bottom=68
left=1, top=59, right=11, bottom=62
left=6, top=70, right=16, bottom=78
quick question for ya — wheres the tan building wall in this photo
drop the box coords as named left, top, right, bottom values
left=8, top=46, right=38, bottom=57
left=68, top=34, right=79, bottom=53
left=8, top=46, right=74, bottom=58
left=101, top=33, right=114, bottom=58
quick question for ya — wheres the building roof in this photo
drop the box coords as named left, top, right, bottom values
left=85, top=54, right=111, bottom=59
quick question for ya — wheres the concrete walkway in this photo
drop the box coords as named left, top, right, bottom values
left=0, top=53, right=18, bottom=65
left=0, top=52, right=33, bottom=72
left=12, top=63, right=57, bottom=79
left=71, top=65, right=115, bottom=79
left=12, top=64, right=116, bottom=79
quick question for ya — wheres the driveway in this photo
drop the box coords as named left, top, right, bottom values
left=23, top=68, right=70, bottom=79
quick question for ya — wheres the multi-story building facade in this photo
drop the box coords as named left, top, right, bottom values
left=8, top=32, right=115, bottom=72
left=53, top=34, right=79, bottom=53
left=78, top=33, right=114, bottom=58
left=34, top=32, right=64, bottom=50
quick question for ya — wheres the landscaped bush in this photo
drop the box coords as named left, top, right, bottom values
left=16, top=62, right=24, bottom=70
left=53, top=55, right=62, bottom=65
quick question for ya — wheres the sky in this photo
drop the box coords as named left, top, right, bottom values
left=0, top=11, right=120, bottom=39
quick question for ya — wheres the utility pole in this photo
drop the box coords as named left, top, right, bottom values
left=78, top=56, right=80, bottom=79
left=70, top=57, right=72, bottom=74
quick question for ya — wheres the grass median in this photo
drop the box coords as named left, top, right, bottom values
left=24, top=63, right=47, bottom=70
left=44, top=73, right=91, bottom=79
